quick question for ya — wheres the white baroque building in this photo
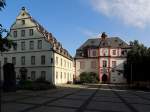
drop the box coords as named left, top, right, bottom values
left=0, top=7, right=74, bottom=84
left=75, top=33, right=131, bottom=83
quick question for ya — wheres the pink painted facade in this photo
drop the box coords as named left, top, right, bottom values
left=75, top=33, right=131, bottom=83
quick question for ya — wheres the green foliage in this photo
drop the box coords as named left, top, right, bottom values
left=0, top=2, right=16, bottom=53
left=18, top=79, right=56, bottom=90
left=124, top=40, right=150, bottom=83
left=0, top=24, right=16, bottom=52
left=80, top=72, right=99, bottom=83
left=18, top=80, right=33, bottom=90
left=0, top=0, right=6, bottom=10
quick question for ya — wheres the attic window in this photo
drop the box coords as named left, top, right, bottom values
left=91, top=40, right=95, bottom=44
left=115, top=39, right=118, bottom=42
left=22, top=20, right=25, bottom=25
left=22, top=13, right=25, bottom=16
left=103, top=42, right=105, bottom=46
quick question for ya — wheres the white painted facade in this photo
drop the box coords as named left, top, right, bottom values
left=0, top=7, right=74, bottom=85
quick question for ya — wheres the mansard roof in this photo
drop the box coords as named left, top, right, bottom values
left=77, top=35, right=130, bottom=50
left=13, top=7, right=73, bottom=60
left=75, top=33, right=130, bottom=58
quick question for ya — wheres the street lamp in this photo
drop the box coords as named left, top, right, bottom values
left=131, top=63, right=133, bottom=85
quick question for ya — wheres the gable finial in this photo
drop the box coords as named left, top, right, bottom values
left=101, top=32, right=107, bottom=40
left=22, top=6, right=26, bottom=11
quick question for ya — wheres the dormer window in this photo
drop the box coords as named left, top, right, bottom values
left=13, top=31, right=17, bottom=37
left=22, top=20, right=25, bottom=25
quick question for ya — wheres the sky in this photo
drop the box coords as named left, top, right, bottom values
left=1, top=0, right=150, bottom=56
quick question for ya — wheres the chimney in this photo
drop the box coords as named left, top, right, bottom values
left=101, top=32, right=107, bottom=40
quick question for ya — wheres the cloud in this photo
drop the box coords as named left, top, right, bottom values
left=78, top=27, right=99, bottom=37
left=90, top=0, right=150, bottom=28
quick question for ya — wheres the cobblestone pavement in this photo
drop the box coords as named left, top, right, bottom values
left=1, top=84, right=150, bottom=112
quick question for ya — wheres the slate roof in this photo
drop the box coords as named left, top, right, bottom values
left=78, top=37, right=130, bottom=50
left=75, top=34, right=130, bottom=58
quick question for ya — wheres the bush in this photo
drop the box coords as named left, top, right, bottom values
left=18, top=80, right=33, bottom=90
left=18, top=78, right=56, bottom=90
left=79, top=72, right=99, bottom=83
left=67, top=81, right=73, bottom=84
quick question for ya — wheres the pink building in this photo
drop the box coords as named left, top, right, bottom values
left=75, top=33, right=131, bottom=83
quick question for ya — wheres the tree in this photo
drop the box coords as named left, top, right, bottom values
left=124, top=40, right=150, bottom=83
left=0, top=0, right=16, bottom=53
left=0, top=0, right=6, bottom=10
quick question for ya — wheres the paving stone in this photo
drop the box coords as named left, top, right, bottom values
left=135, top=92, right=150, bottom=98
left=48, top=99, right=84, bottom=108
left=1, top=102, right=34, bottom=112
left=84, top=110, right=101, bottom=112
left=75, top=92, right=93, bottom=96
left=17, top=97, right=54, bottom=104
left=87, top=101, right=132, bottom=112
left=27, top=106, right=75, bottom=112
left=64, top=95, right=89, bottom=100
left=119, top=94, right=139, bottom=98
left=94, top=94, right=117, bottom=98
left=42, top=93, right=66, bottom=98
left=92, top=96, right=122, bottom=103
left=131, top=104, right=150, bottom=112
left=2, top=95, right=27, bottom=102
left=124, top=97, right=150, bottom=105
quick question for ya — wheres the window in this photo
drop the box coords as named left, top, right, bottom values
left=118, top=73, right=121, bottom=76
left=70, top=73, right=72, bottom=79
left=91, top=61, right=96, bottom=69
left=112, top=61, right=116, bottom=67
left=13, top=31, right=17, bottom=37
left=61, top=72, right=62, bottom=79
left=67, top=62, right=69, bottom=68
left=103, top=60, right=107, bottom=67
left=41, top=55, right=45, bottom=65
left=29, top=29, right=33, bottom=36
left=51, top=58, right=53, bottom=64
left=41, top=71, right=46, bottom=80
left=38, top=40, right=42, bottom=49
left=64, top=72, right=66, bottom=79
left=21, top=42, right=25, bottom=50
left=56, top=72, right=58, bottom=79
left=56, top=57, right=58, bottom=65
left=80, top=61, right=85, bottom=69
left=31, top=71, right=36, bottom=80
left=64, top=60, right=66, bottom=67
left=31, top=56, right=35, bottom=65
left=29, top=41, right=34, bottom=49
left=21, top=56, right=25, bottom=65
left=67, top=73, right=69, bottom=80
left=13, top=42, right=17, bottom=50
left=12, top=57, right=16, bottom=65
left=69, top=62, right=71, bottom=68
left=4, top=57, right=7, bottom=64
left=21, top=30, right=25, bottom=37
left=61, top=58, right=62, bottom=66
left=92, top=50, right=96, bottom=56
left=112, top=50, right=116, bottom=55
left=22, top=20, right=25, bottom=25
